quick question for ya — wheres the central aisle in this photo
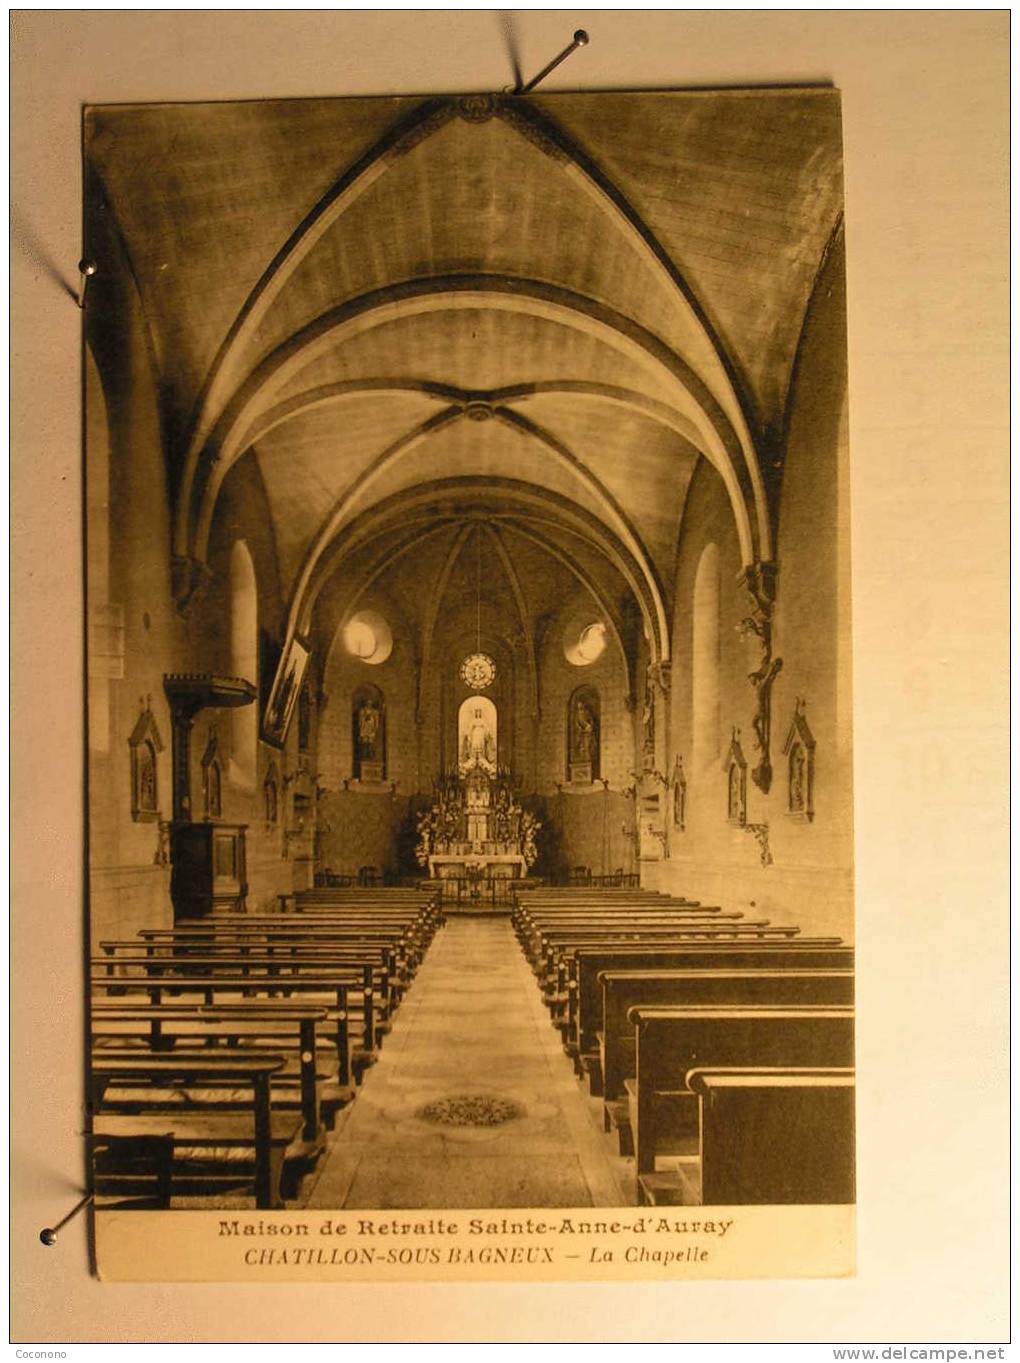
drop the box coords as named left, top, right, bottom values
left=307, top=918, right=629, bottom=1209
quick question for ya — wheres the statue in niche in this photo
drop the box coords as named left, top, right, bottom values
left=789, top=743, right=807, bottom=813
left=138, top=742, right=157, bottom=814
left=574, top=701, right=595, bottom=761
left=353, top=687, right=385, bottom=781
left=129, top=697, right=164, bottom=823
left=358, top=700, right=381, bottom=759
left=783, top=699, right=815, bottom=821
left=201, top=728, right=222, bottom=819
left=462, top=706, right=495, bottom=766
left=725, top=730, right=747, bottom=826
left=727, top=764, right=742, bottom=822
left=206, top=759, right=222, bottom=819
left=568, top=687, right=600, bottom=783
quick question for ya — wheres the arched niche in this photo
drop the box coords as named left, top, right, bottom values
left=458, top=696, right=497, bottom=773
left=229, top=539, right=258, bottom=790
left=567, top=685, right=600, bottom=784
left=202, top=729, right=223, bottom=820
left=352, top=683, right=386, bottom=782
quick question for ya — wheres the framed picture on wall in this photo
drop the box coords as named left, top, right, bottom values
left=261, top=634, right=310, bottom=748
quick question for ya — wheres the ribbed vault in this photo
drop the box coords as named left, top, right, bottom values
left=85, top=87, right=845, bottom=688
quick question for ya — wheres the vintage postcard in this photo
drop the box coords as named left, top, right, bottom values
left=83, top=85, right=853, bottom=1283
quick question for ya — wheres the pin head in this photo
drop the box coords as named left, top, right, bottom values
left=78, top=260, right=97, bottom=278
left=573, top=30, right=590, bottom=46
left=40, top=1228, right=57, bottom=1246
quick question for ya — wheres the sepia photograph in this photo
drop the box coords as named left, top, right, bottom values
left=11, top=6, right=1007, bottom=1343
left=83, top=82, right=853, bottom=1262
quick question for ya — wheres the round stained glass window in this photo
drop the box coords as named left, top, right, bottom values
left=460, top=652, right=496, bottom=690
left=564, top=618, right=608, bottom=667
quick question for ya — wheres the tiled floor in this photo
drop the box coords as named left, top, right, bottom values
left=306, top=917, right=631, bottom=1209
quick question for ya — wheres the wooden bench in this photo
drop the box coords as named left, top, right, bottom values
left=597, top=967, right=855, bottom=1101
left=208, top=915, right=432, bottom=978
left=90, top=1049, right=300, bottom=1208
left=627, top=1005, right=855, bottom=1195
left=673, top=1067, right=856, bottom=1206
left=91, top=971, right=363, bottom=1082
left=91, top=1001, right=350, bottom=1138
left=139, top=924, right=422, bottom=981
left=568, top=943, right=852, bottom=1057
left=89, top=1131, right=174, bottom=1208
left=532, top=924, right=799, bottom=984
left=517, top=909, right=737, bottom=963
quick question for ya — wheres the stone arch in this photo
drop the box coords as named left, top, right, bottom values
left=177, top=95, right=763, bottom=561
left=184, top=277, right=761, bottom=574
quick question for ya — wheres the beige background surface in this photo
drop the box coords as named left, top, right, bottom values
left=10, top=8, right=1009, bottom=1344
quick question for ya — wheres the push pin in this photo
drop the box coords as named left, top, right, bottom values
left=77, top=259, right=97, bottom=309
left=39, top=1192, right=93, bottom=1245
left=519, top=29, right=590, bottom=94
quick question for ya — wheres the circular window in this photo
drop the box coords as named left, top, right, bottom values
left=460, top=652, right=496, bottom=690
left=565, top=619, right=607, bottom=667
left=343, top=610, right=393, bottom=666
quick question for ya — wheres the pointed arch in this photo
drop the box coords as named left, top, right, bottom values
left=296, top=477, right=667, bottom=667
left=176, top=94, right=765, bottom=565
left=185, top=277, right=761, bottom=575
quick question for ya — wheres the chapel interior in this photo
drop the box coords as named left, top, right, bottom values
left=84, top=88, right=853, bottom=1210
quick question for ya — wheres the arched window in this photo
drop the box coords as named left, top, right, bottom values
left=352, top=683, right=386, bottom=781
left=692, top=543, right=720, bottom=769
left=229, top=540, right=258, bottom=790
left=567, top=685, right=600, bottom=783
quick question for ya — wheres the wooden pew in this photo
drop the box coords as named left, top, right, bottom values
left=91, top=1001, right=350, bottom=1137
left=89, top=1130, right=174, bottom=1208
left=517, top=909, right=738, bottom=964
left=91, top=970, right=363, bottom=1083
left=681, top=1067, right=856, bottom=1206
left=138, top=924, right=421, bottom=992
left=90, top=1049, right=299, bottom=1208
left=530, top=920, right=790, bottom=977
left=627, top=1005, right=855, bottom=1201
left=568, top=943, right=852, bottom=1058
left=597, top=968, right=855, bottom=1101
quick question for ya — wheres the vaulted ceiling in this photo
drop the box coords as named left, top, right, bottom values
left=86, top=87, right=843, bottom=664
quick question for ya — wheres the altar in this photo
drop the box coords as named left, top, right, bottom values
left=415, top=759, right=540, bottom=885
left=428, top=852, right=527, bottom=880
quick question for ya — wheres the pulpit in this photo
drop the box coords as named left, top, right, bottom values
left=163, top=672, right=256, bottom=920
left=170, top=821, right=248, bottom=918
